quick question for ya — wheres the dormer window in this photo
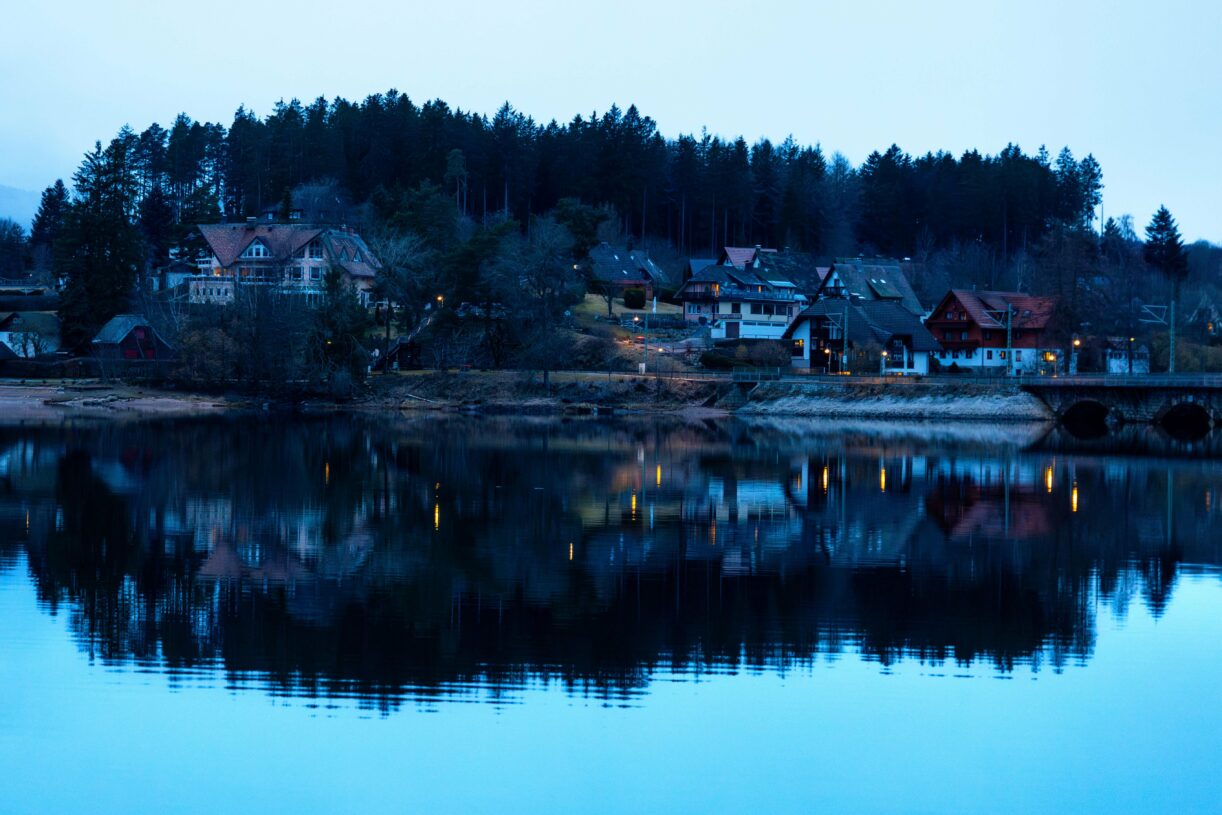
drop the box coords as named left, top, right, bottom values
left=309, top=240, right=323, bottom=260
left=241, top=240, right=271, bottom=259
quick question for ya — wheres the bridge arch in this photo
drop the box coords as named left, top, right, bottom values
left=1155, top=399, right=1214, bottom=439
left=1059, top=399, right=1111, bottom=438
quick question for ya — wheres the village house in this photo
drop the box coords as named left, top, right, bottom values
left=1105, top=337, right=1151, bottom=375
left=1187, top=296, right=1221, bottom=344
left=676, top=246, right=802, bottom=340
left=191, top=221, right=380, bottom=306
left=91, top=314, right=174, bottom=360
left=924, top=290, right=1060, bottom=374
left=784, top=299, right=940, bottom=374
left=587, top=243, right=674, bottom=301
left=812, top=258, right=926, bottom=317
left=0, top=311, right=60, bottom=358
left=152, top=258, right=199, bottom=294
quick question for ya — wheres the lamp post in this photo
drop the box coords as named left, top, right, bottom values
left=879, top=349, right=888, bottom=376
left=633, top=316, right=647, bottom=374
left=1071, top=336, right=1081, bottom=376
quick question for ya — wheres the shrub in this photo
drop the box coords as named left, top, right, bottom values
left=747, top=341, right=789, bottom=368
left=622, top=288, right=646, bottom=310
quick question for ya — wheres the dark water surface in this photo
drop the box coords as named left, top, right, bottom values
left=1, top=415, right=1220, bottom=814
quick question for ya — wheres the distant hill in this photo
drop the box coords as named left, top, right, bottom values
left=0, top=185, right=40, bottom=230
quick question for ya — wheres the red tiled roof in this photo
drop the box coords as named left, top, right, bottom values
left=948, top=290, right=1057, bottom=330
left=323, top=231, right=380, bottom=280
left=199, top=224, right=321, bottom=267
left=722, top=246, right=776, bottom=269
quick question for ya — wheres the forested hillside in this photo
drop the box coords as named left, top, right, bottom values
left=43, top=92, right=1102, bottom=261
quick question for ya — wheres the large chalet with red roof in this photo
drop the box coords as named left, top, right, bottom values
left=925, top=290, right=1060, bottom=373
left=190, top=221, right=380, bottom=306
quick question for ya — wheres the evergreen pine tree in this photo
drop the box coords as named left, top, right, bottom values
left=57, top=139, right=145, bottom=347
left=1144, top=205, right=1188, bottom=372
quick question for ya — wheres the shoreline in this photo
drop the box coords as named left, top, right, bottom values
left=0, top=373, right=1054, bottom=424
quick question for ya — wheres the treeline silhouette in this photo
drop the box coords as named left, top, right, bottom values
left=67, top=93, right=1103, bottom=258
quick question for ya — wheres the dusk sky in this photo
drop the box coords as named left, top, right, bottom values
left=2, top=0, right=1218, bottom=240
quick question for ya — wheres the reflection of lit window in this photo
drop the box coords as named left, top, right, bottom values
left=238, top=541, right=263, bottom=566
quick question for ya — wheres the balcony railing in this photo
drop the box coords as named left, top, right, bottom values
left=682, top=286, right=798, bottom=303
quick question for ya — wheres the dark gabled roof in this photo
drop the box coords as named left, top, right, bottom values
left=757, top=251, right=824, bottom=295
left=589, top=243, right=653, bottom=286
left=688, top=258, right=715, bottom=278
left=785, top=300, right=941, bottom=352
left=629, top=250, right=676, bottom=290
left=91, top=314, right=173, bottom=349
left=819, top=258, right=925, bottom=316
left=783, top=300, right=878, bottom=343
left=857, top=300, right=941, bottom=351
left=684, top=265, right=734, bottom=285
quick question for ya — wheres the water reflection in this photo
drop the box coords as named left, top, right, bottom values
left=1, top=415, right=1219, bottom=709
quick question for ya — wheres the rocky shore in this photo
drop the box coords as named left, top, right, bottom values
left=0, top=373, right=1054, bottom=423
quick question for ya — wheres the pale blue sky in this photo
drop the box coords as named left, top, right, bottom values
left=2, top=0, right=1218, bottom=241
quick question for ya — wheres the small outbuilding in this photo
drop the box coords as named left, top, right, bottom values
left=91, top=314, right=175, bottom=360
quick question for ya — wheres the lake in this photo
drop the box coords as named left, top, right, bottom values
left=1, top=414, right=1220, bottom=814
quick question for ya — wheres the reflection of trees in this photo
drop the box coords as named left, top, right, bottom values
left=3, top=417, right=1220, bottom=708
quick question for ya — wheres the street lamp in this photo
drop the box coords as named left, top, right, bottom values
left=1071, top=336, right=1081, bottom=375
left=879, top=349, right=888, bottom=376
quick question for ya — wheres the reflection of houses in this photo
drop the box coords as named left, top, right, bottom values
left=1105, top=337, right=1150, bottom=375
left=784, top=300, right=939, bottom=374
left=925, top=290, right=1059, bottom=373
left=193, top=222, right=380, bottom=306
left=676, top=246, right=802, bottom=340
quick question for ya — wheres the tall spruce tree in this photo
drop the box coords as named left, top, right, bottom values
left=1144, top=205, right=1188, bottom=372
left=29, top=180, right=69, bottom=283
left=57, top=138, right=145, bottom=347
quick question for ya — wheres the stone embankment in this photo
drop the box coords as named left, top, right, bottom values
left=729, top=380, right=1052, bottom=421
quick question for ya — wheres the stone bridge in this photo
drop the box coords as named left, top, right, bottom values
left=1022, top=375, right=1222, bottom=427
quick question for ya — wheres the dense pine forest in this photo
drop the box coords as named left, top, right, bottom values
left=29, top=92, right=1107, bottom=259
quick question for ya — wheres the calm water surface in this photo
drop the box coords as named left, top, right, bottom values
left=0, top=415, right=1220, bottom=814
